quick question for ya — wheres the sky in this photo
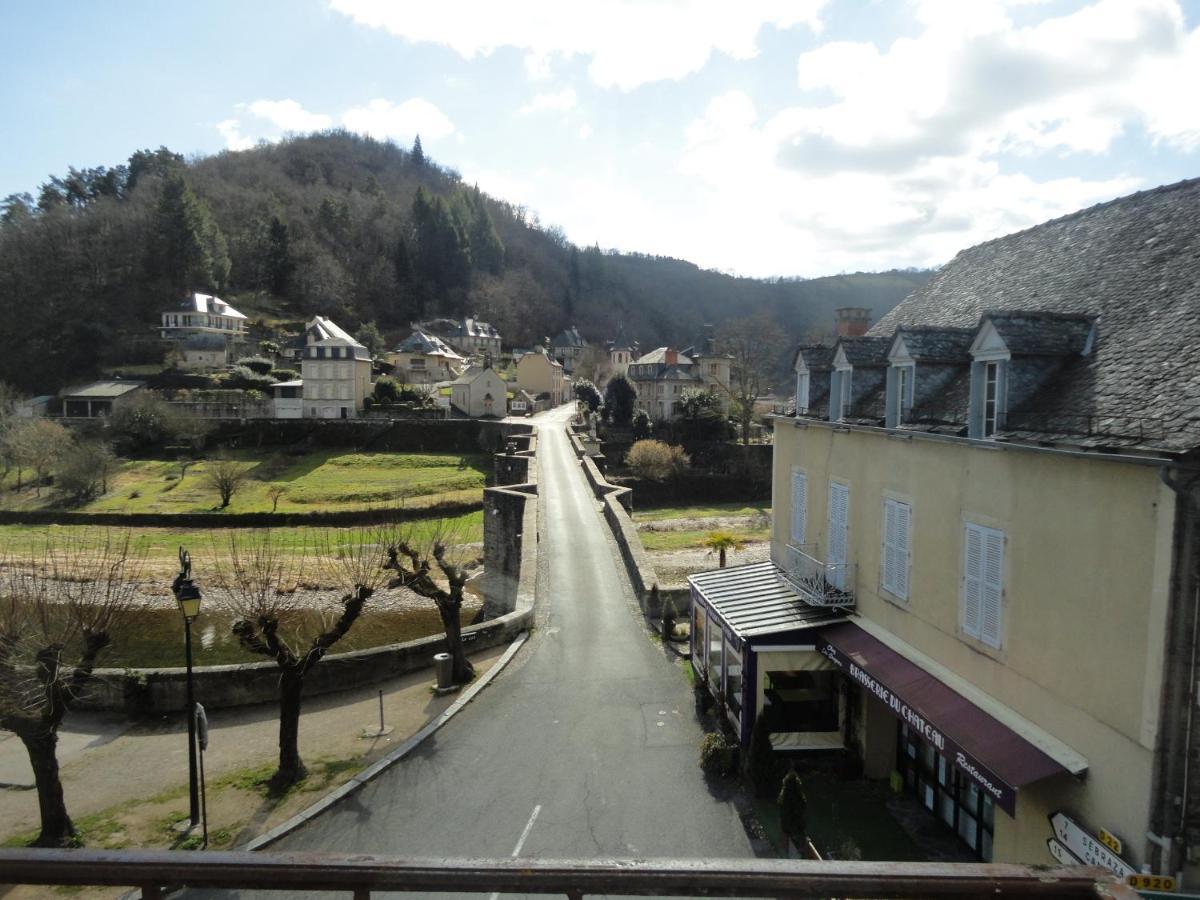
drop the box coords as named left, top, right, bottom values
left=2, top=0, right=1199, bottom=278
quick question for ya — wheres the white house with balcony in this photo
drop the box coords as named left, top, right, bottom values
left=300, top=317, right=372, bottom=419
left=160, top=292, right=247, bottom=343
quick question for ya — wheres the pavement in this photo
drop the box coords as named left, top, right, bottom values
left=185, top=404, right=755, bottom=899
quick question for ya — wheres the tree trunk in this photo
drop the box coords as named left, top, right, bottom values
left=437, top=601, right=475, bottom=684
left=719, top=547, right=727, bottom=568
left=17, top=726, right=75, bottom=847
left=274, top=668, right=307, bottom=788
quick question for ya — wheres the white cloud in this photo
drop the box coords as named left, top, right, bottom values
left=329, top=0, right=828, bottom=90
left=578, top=123, right=593, bottom=140
left=340, top=98, right=456, bottom=142
left=520, top=87, right=577, bottom=115
left=216, top=119, right=253, bottom=151
left=245, top=99, right=332, bottom=132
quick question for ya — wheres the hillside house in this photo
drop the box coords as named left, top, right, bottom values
left=449, top=362, right=507, bottom=418
left=160, top=292, right=246, bottom=343
left=516, top=346, right=565, bottom=408
left=420, top=316, right=502, bottom=359
left=300, top=316, right=372, bottom=419
left=178, top=333, right=229, bottom=370
left=552, top=326, right=587, bottom=374
left=691, top=178, right=1200, bottom=878
left=60, top=380, right=144, bottom=418
left=628, top=345, right=730, bottom=423
left=386, top=328, right=465, bottom=385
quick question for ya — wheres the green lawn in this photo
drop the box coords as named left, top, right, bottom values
left=632, top=503, right=770, bottom=523
left=0, top=449, right=488, bottom=514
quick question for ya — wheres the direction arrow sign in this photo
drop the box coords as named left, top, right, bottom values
left=1048, top=837, right=1083, bottom=867
left=1050, top=812, right=1135, bottom=877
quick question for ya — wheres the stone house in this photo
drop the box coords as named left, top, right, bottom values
left=386, top=328, right=465, bottom=385
left=449, top=362, right=508, bottom=418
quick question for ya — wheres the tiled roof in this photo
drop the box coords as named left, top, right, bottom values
left=986, top=312, right=1094, bottom=356
left=394, top=330, right=463, bottom=358
left=893, top=327, right=975, bottom=363
left=634, top=347, right=693, bottom=366
left=306, top=317, right=371, bottom=360
left=871, top=177, right=1200, bottom=453
left=837, top=336, right=891, bottom=366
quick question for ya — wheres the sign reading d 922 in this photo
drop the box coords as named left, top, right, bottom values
left=1049, top=812, right=1135, bottom=877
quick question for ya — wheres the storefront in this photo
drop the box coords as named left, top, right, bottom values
left=814, top=620, right=1087, bottom=861
left=689, top=562, right=848, bottom=746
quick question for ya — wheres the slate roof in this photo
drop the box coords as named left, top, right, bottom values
left=171, top=292, right=246, bottom=319
left=837, top=336, right=891, bottom=366
left=553, top=326, right=586, bottom=348
left=871, top=177, right=1200, bottom=454
left=892, top=327, right=975, bottom=363
left=306, top=317, right=371, bottom=360
left=394, top=329, right=463, bottom=359
left=986, top=312, right=1094, bottom=356
left=462, top=317, right=499, bottom=340
left=634, top=347, right=694, bottom=367
left=794, top=345, right=834, bottom=370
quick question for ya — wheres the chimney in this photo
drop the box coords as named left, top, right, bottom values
left=835, top=307, right=872, bottom=338
left=665, top=349, right=678, bottom=366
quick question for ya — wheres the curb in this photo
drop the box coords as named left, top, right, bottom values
left=243, top=631, right=528, bottom=851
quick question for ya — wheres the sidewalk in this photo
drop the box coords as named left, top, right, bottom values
left=0, top=642, right=511, bottom=855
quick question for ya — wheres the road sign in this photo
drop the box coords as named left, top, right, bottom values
left=1127, top=873, right=1176, bottom=892
left=1049, top=812, right=1135, bottom=877
left=1048, top=837, right=1083, bottom=867
left=1099, top=827, right=1124, bottom=855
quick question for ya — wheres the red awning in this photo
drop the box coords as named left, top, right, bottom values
left=816, top=621, right=1075, bottom=816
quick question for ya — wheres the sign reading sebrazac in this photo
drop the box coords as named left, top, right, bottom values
left=816, top=636, right=1019, bottom=815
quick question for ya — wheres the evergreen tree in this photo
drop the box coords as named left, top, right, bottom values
left=411, top=134, right=425, bottom=167
left=149, top=173, right=230, bottom=292
left=604, top=375, right=637, bottom=426
left=464, top=186, right=504, bottom=275
left=411, top=187, right=471, bottom=296
left=266, top=216, right=294, bottom=295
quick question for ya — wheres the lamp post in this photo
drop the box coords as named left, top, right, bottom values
left=172, top=547, right=202, bottom=830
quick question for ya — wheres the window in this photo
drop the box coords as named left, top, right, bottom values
left=983, top=362, right=999, bottom=437
left=827, top=482, right=850, bottom=590
left=725, top=641, right=743, bottom=725
left=840, top=369, right=853, bottom=413
left=896, top=366, right=913, bottom=423
left=882, top=498, right=911, bottom=601
left=790, top=471, right=807, bottom=545
left=796, top=371, right=810, bottom=413
left=963, top=523, right=1004, bottom=648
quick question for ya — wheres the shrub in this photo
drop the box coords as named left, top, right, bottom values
left=603, top=375, right=637, bottom=426
left=699, top=732, right=738, bottom=778
left=56, top=441, right=118, bottom=503
left=236, top=356, right=274, bottom=375
left=373, top=375, right=400, bottom=404
left=224, top=366, right=276, bottom=391
left=626, top=439, right=690, bottom=481
left=269, top=368, right=299, bottom=382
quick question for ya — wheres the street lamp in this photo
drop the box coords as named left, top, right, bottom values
left=172, top=547, right=202, bottom=830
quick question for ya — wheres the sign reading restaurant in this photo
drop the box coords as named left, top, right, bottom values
left=817, top=636, right=1019, bottom=815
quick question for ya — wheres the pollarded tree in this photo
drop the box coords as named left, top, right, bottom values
left=212, top=529, right=387, bottom=788
left=382, top=522, right=477, bottom=685
left=0, top=531, right=142, bottom=846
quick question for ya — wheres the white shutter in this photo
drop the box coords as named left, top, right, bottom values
left=963, top=524, right=984, bottom=638
left=980, top=528, right=1004, bottom=648
left=790, top=472, right=808, bottom=545
left=882, top=499, right=911, bottom=601
left=828, top=482, right=849, bottom=590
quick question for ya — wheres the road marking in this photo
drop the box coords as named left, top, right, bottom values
left=488, top=804, right=542, bottom=900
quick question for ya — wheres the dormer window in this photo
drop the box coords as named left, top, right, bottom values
left=795, top=362, right=810, bottom=414
left=982, top=361, right=1000, bottom=437
left=968, top=318, right=1011, bottom=440
left=884, top=334, right=917, bottom=429
left=896, top=365, right=913, bottom=423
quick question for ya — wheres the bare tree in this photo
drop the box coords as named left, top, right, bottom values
left=266, top=484, right=287, bottom=513
left=211, top=529, right=385, bottom=788
left=0, top=531, right=142, bottom=846
left=7, top=419, right=73, bottom=495
left=717, top=312, right=789, bottom=445
left=382, top=522, right=477, bottom=685
left=203, top=454, right=247, bottom=509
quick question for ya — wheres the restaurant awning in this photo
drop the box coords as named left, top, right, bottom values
left=689, top=561, right=847, bottom=642
left=816, top=620, right=1086, bottom=816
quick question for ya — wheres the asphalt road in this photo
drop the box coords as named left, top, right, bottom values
left=198, top=405, right=753, bottom=898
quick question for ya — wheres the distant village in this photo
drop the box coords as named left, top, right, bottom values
left=17, top=293, right=743, bottom=427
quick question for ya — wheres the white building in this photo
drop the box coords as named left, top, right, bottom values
left=449, top=362, right=508, bottom=418
left=300, top=317, right=372, bottom=419
left=271, top=380, right=303, bottom=419
left=161, top=292, right=247, bottom=342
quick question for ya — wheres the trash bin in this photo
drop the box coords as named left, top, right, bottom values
left=434, top=652, right=453, bottom=690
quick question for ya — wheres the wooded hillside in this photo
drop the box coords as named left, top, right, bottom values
left=0, top=131, right=930, bottom=392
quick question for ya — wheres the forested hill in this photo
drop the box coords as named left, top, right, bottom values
left=0, top=131, right=931, bottom=391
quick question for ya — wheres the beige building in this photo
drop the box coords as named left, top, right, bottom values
left=628, top=344, right=730, bottom=422
left=386, top=328, right=465, bottom=385
left=449, top=362, right=507, bottom=418
left=300, top=316, right=372, bottom=419
left=690, top=178, right=1200, bottom=882
left=516, top=346, right=565, bottom=408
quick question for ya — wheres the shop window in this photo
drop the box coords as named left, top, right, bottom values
left=761, top=670, right=839, bottom=733
left=725, top=642, right=743, bottom=725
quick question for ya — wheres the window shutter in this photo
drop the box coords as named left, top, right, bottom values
left=828, top=483, right=850, bottom=590
left=981, top=529, right=1004, bottom=648
left=896, top=502, right=911, bottom=599
left=882, top=499, right=897, bottom=594
left=882, top=499, right=911, bottom=601
left=963, top=525, right=984, bottom=638
left=790, top=472, right=808, bottom=545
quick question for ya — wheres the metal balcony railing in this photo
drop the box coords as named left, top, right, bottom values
left=781, top=543, right=857, bottom=607
left=0, top=849, right=1140, bottom=898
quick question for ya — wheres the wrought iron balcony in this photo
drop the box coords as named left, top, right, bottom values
left=780, top=543, right=857, bottom=608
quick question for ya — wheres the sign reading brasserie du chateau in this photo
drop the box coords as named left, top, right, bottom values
left=816, top=636, right=1018, bottom=815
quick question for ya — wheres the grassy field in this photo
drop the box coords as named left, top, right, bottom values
left=0, top=449, right=488, bottom=514
left=0, top=511, right=483, bottom=575
left=632, top=502, right=771, bottom=552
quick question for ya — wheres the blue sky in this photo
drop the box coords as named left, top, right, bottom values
left=3, top=0, right=1198, bottom=277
